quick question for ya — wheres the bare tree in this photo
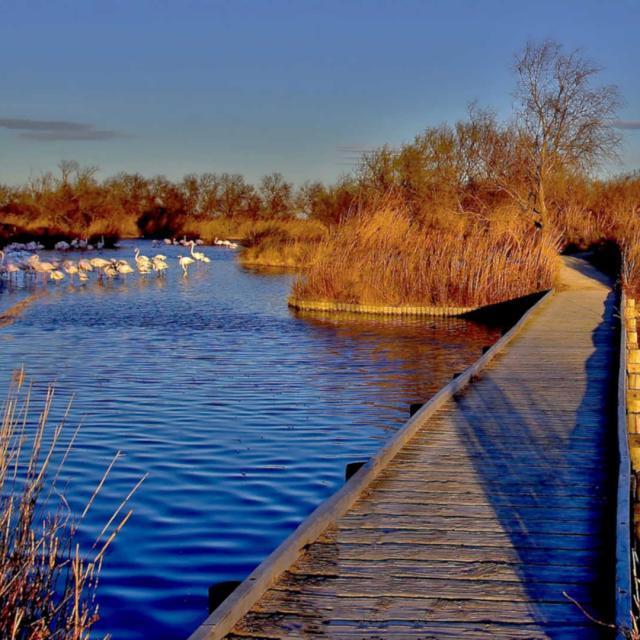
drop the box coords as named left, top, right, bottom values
left=259, top=172, right=294, bottom=217
left=57, top=160, right=79, bottom=185
left=514, top=40, right=621, bottom=225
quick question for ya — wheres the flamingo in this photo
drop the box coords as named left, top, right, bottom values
left=152, top=257, right=169, bottom=274
left=90, top=257, right=111, bottom=268
left=78, top=259, right=93, bottom=273
left=178, top=255, right=194, bottom=275
left=189, top=242, right=208, bottom=263
left=31, top=256, right=55, bottom=282
left=6, top=262, right=21, bottom=278
left=0, top=250, right=20, bottom=280
left=117, top=260, right=135, bottom=276
left=49, top=270, right=65, bottom=282
left=62, top=260, right=79, bottom=282
left=134, top=247, right=151, bottom=265
left=102, top=262, right=120, bottom=278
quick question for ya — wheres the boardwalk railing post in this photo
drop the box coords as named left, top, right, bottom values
left=409, top=403, right=424, bottom=417
left=344, top=461, right=366, bottom=481
left=208, top=581, right=241, bottom=615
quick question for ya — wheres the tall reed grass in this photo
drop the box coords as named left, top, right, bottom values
left=622, top=226, right=640, bottom=300
left=238, top=219, right=327, bottom=267
left=292, top=206, right=560, bottom=308
left=0, top=370, right=143, bottom=640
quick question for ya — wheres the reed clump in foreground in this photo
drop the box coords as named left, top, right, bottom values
left=0, top=370, right=143, bottom=640
left=292, top=206, right=560, bottom=309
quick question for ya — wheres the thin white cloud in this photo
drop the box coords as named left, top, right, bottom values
left=612, top=119, right=640, bottom=131
left=0, top=117, right=128, bottom=141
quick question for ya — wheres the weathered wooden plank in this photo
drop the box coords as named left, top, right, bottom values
left=338, top=513, right=606, bottom=535
left=304, top=541, right=603, bottom=566
left=357, top=488, right=610, bottom=505
left=329, top=527, right=605, bottom=551
left=289, top=556, right=600, bottom=585
left=364, top=484, right=608, bottom=501
left=347, top=501, right=608, bottom=519
left=229, top=616, right=603, bottom=640
left=269, top=573, right=598, bottom=604
left=252, top=590, right=594, bottom=625
left=372, top=469, right=611, bottom=488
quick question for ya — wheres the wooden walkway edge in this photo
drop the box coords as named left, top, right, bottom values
left=616, top=293, right=633, bottom=638
left=188, top=257, right=631, bottom=640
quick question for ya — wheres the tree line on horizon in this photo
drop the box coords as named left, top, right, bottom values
left=1, top=40, right=638, bottom=251
left=0, top=161, right=361, bottom=243
left=0, top=39, right=639, bottom=296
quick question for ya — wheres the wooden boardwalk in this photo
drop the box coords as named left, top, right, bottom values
left=192, top=257, right=622, bottom=640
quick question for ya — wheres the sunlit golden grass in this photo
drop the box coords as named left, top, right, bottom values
left=621, top=224, right=640, bottom=300
left=292, top=206, right=560, bottom=308
left=0, top=211, right=138, bottom=247
left=237, top=219, right=328, bottom=267
left=0, top=370, right=143, bottom=640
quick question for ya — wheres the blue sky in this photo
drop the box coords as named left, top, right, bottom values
left=0, top=0, right=638, bottom=186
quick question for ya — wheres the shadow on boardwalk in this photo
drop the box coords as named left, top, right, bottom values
left=449, top=274, right=617, bottom=637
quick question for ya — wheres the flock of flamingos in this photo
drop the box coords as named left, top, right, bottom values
left=0, top=236, right=238, bottom=284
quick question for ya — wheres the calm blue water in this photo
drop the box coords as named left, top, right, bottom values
left=0, top=240, right=504, bottom=639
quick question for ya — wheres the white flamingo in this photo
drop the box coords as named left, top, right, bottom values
left=31, top=256, right=55, bottom=281
left=0, top=251, right=20, bottom=280
left=78, top=259, right=93, bottom=273
left=134, top=247, right=151, bottom=266
left=62, top=260, right=79, bottom=282
left=103, top=263, right=119, bottom=278
left=178, top=255, right=194, bottom=275
left=189, top=242, right=209, bottom=263
left=49, top=270, right=65, bottom=282
left=152, top=257, right=169, bottom=274
left=117, top=260, right=135, bottom=276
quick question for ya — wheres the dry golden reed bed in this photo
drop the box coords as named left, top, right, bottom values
left=292, top=206, right=560, bottom=308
